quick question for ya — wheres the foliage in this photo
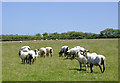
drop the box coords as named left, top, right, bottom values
left=1, top=28, right=120, bottom=41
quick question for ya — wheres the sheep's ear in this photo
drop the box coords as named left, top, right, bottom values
left=77, top=52, right=78, bottom=55
left=28, top=48, right=30, bottom=50
left=80, top=50, right=83, bottom=52
left=86, top=50, right=90, bottom=52
left=34, top=50, right=36, bottom=52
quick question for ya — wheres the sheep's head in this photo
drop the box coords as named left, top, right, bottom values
left=59, top=51, right=63, bottom=56
left=82, top=50, right=89, bottom=57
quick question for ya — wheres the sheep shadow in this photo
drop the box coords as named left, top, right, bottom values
left=63, top=58, right=72, bottom=60
left=69, top=68, right=101, bottom=74
left=69, top=68, right=86, bottom=71
left=63, top=57, right=78, bottom=60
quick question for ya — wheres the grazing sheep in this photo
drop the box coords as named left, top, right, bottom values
left=19, top=50, right=29, bottom=64
left=19, top=46, right=30, bottom=64
left=20, top=46, right=30, bottom=52
left=46, top=47, right=53, bottom=57
left=59, top=46, right=69, bottom=57
left=39, top=47, right=46, bottom=57
left=66, top=46, right=86, bottom=59
left=82, top=50, right=106, bottom=73
left=27, top=50, right=39, bottom=64
left=19, top=41, right=22, bottom=43
left=66, top=47, right=80, bottom=59
left=77, top=52, right=88, bottom=71
left=74, top=46, right=86, bottom=52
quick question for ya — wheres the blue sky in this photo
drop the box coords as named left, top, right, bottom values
left=2, top=2, right=118, bottom=35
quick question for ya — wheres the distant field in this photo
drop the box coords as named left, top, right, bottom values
left=2, top=39, right=118, bottom=81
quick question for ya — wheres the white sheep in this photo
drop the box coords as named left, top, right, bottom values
left=77, top=52, right=88, bottom=71
left=59, top=46, right=69, bottom=57
left=82, top=50, right=106, bottom=73
left=27, top=50, right=39, bottom=64
left=19, top=41, right=22, bottom=43
left=20, top=46, right=30, bottom=52
left=39, top=47, right=46, bottom=57
left=19, top=50, right=29, bottom=64
left=66, top=47, right=80, bottom=59
left=46, top=47, right=53, bottom=57
left=74, top=46, right=86, bottom=52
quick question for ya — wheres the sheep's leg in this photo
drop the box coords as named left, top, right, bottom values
left=90, top=64, right=93, bottom=73
left=79, top=63, right=82, bottom=71
left=22, top=59, right=24, bottom=64
left=50, top=53, right=52, bottom=57
left=29, top=58, right=31, bottom=64
left=46, top=53, right=49, bottom=56
left=23, top=59, right=25, bottom=64
left=99, top=65, right=103, bottom=73
left=71, top=55, right=74, bottom=60
left=44, top=54, right=45, bottom=58
left=64, top=53, right=66, bottom=57
left=85, top=64, right=87, bottom=72
left=103, top=61, right=105, bottom=73
left=27, top=59, right=29, bottom=64
left=32, top=59, right=34, bottom=64
left=66, top=55, right=68, bottom=59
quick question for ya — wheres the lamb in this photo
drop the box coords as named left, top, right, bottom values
left=46, top=47, right=53, bottom=57
left=82, top=50, right=106, bottom=73
left=77, top=52, right=88, bottom=71
left=27, top=50, right=39, bottom=64
left=39, top=47, right=46, bottom=57
left=59, top=46, right=69, bottom=57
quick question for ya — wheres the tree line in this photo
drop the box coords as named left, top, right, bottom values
left=1, top=28, right=120, bottom=41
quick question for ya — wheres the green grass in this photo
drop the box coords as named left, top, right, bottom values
left=2, top=39, right=118, bottom=81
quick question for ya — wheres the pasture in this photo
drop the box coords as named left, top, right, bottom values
left=2, top=39, right=118, bottom=81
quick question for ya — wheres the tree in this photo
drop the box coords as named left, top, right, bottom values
left=42, top=32, right=48, bottom=37
left=36, top=33, right=41, bottom=36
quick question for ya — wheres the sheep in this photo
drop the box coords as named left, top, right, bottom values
left=20, top=46, right=30, bottom=52
left=46, top=47, right=53, bottom=57
left=27, top=50, right=39, bottom=64
left=82, top=50, right=106, bottom=73
left=19, top=50, right=29, bottom=64
left=34, top=49, right=40, bottom=58
left=39, top=47, right=46, bottom=57
left=66, top=47, right=82, bottom=59
left=74, top=46, right=86, bottom=52
left=77, top=52, right=88, bottom=71
left=18, top=46, right=30, bottom=64
left=19, top=41, right=22, bottom=43
left=59, top=46, right=69, bottom=57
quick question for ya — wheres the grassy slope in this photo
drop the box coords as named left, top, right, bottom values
left=2, top=39, right=118, bottom=81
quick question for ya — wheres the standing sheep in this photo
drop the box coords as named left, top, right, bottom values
left=20, top=46, right=30, bottom=52
left=19, top=46, right=30, bottom=64
left=59, top=46, right=69, bottom=57
left=67, top=46, right=86, bottom=59
left=19, top=50, right=29, bottom=64
left=27, top=50, right=39, bottom=64
left=82, top=50, right=106, bottom=73
left=46, top=47, right=53, bottom=57
left=77, top=52, right=88, bottom=71
left=39, top=47, right=46, bottom=57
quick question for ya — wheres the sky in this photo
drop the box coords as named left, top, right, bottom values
left=2, top=2, right=118, bottom=35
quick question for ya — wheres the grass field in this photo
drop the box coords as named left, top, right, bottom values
left=2, top=39, right=118, bottom=81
